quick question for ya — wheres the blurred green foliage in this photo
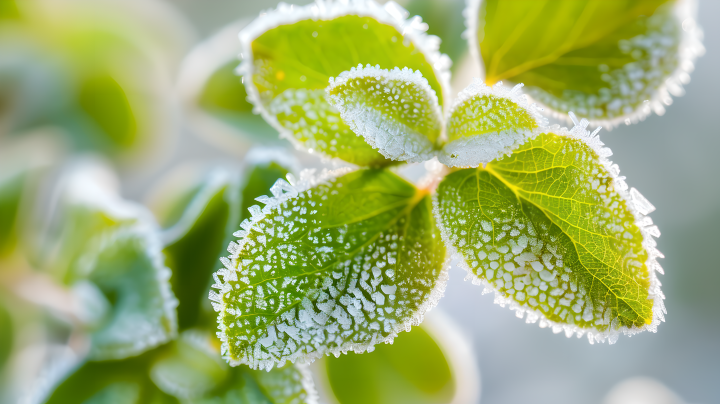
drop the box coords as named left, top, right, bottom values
left=326, top=325, right=454, bottom=404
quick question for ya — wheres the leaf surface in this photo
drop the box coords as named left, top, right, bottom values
left=469, top=0, right=699, bottom=126
left=240, top=1, right=450, bottom=166
left=212, top=169, right=447, bottom=369
left=435, top=124, right=663, bottom=342
left=438, top=79, right=544, bottom=167
left=326, top=65, right=441, bottom=163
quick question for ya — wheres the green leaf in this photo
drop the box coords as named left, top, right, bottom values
left=212, top=168, right=447, bottom=369
left=43, top=161, right=178, bottom=359
left=162, top=171, right=234, bottom=331
left=322, top=322, right=453, bottom=404
left=326, top=65, right=442, bottom=163
left=196, top=60, right=279, bottom=143
left=434, top=120, right=664, bottom=343
left=78, top=74, right=138, bottom=150
left=438, top=79, right=545, bottom=167
left=467, top=0, right=703, bottom=126
left=239, top=1, right=451, bottom=166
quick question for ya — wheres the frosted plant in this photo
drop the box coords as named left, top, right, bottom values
left=209, top=0, right=699, bottom=374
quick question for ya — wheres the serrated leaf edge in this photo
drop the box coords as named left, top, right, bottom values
left=327, top=64, right=441, bottom=163
left=237, top=0, right=453, bottom=161
left=432, top=113, right=665, bottom=344
left=463, top=0, right=705, bottom=129
left=211, top=168, right=450, bottom=370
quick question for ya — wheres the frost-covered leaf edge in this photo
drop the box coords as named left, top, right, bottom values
left=326, top=64, right=442, bottom=163
left=438, top=78, right=547, bottom=167
left=432, top=113, right=665, bottom=344
left=463, top=0, right=706, bottom=129
left=237, top=0, right=453, bottom=162
left=210, top=167, right=451, bottom=369
left=58, top=160, right=179, bottom=359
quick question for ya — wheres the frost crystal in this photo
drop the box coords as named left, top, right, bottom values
left=327, top=65, right=442, bottom=163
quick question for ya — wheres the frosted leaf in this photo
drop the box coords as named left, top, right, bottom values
left=40, top=160, right=178, bottom=360
left=212, top=169, right=448, bottom=370
left=434, top=118, right=664, bottom=343
left=438, top=79, right=546, bottom=167
left=238, top=0, right=451, bottom=166
left=466, top=0, right=704, bottom=128
left=326, top=65, right=442, bottom=163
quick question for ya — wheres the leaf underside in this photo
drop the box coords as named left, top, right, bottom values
left=249, top=14, right=444, bottom=166
left=476, top=0, right=680, bottom=121
left=326, top=66, right=442, bottom=163
left=436, top=132, right=655, bottom=334
left=214, top=169, right=446, bottom=369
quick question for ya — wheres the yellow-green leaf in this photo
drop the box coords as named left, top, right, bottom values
left=435, top=118, right=664, bottom=343
left=466, top=0, right=704, bottom=127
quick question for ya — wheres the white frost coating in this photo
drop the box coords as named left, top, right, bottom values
left=433, top=112, right=665, bottom=344
left=51, top=159, right=178, bottom=359
left=327, top=65, right=442, bottom=163
left=463, top=0, right=705, bottom=129
left=237, top=0, right=452, bottom=159
left=211, top=168, right=450, bottom=370
left=438, top=79, right=547, bottom=167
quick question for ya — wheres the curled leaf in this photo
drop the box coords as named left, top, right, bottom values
left=435, top=115, right=664, bottom=343
left=211, top=169, right=448, bottom=369
left=327, top=65, right=442, bottom=163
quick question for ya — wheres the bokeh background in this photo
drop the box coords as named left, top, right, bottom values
left=1, top=0, right=718, bottom=403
